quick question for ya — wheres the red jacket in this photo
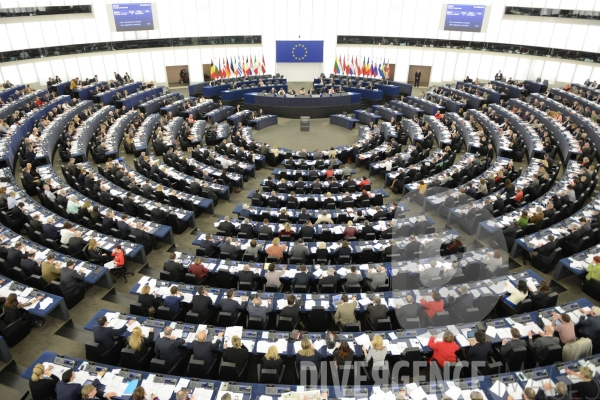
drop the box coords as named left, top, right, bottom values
left=428, top=336, right=459, bottom=366
left=420, top=298, right=444, bottom=319
left=111, top=249, right=125, bottom=267
left=189, top=263, right=209, bottom=280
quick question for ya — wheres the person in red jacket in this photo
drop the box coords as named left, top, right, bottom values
left=420, top=291, right=445, bottom=319
left=189, top=256, right=210, bottom=280
left=428, top=330, right=460, bottom=366
left=111, top=245, right=125, bottom=267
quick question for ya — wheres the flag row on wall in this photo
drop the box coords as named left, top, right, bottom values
left=210, top=55, right=266, bottom=80
left=334, top=55, right=390, bottom=79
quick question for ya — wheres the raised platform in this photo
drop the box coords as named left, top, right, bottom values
left=243, top=92, right=361, bottom=119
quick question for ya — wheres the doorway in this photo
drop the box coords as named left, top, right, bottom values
left=165, top=65, right=189, bottom=87
left=408, top=65, right=431, bottom=88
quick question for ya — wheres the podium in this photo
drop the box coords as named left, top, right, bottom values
left=300, top=116, right=310, bottom=131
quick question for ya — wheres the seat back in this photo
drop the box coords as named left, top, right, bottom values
left=505, top=346, right=528, bottom=371
left=217, top=312, right=235, bottom=326
left=219, top=360, right=243, bottom=380
left=277, top=316, right=295, bottom=331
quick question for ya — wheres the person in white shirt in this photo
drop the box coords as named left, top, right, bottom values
left=383, top=158, right=393, bottom=172
left=43, top=185, right=56, bottom=202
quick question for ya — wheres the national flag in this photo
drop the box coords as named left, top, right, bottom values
left=364, top=57, right=368, bottom=76
left=385, top=59, right=390, bottom=79
left=349, top=56, right=354, bottom=75
left=224, top=57, right=231, bottom=78
left=253, top=55, right=259, bottom=75
left=245, top=56, right=252, bottom=75
left=334, top=55, right=340, bottom=74
left=261, top=55, right=266, bottom=74
left=341, top=56, right=346, bottom=75
left=378, top=62, right=384, bottom=78
left=210, top=60, right=217, bottom=80
left=370, top=60, right=374, bottom=77
left=242, top=57, right=247, bottom=76
left=353, top=56, right=358, bottom=76
left=230, top=57, right=235, bottom=77
left=215, top=59, right=220, bottom=79
left=237, top=57, right=242, bottom=76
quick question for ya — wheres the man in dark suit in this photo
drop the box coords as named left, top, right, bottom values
left=114, top=72, right=124, bottom=84
left=67, top=231, right=86, bottom=254
left=467, top=330, right=493, bottom=363
left=238, top=264, right=260, bottom=288
left=219, top=288, right=246, bottom=321
left=291, top=264, right=313, bottom=288
left=444, top=285, right=474, bottom=319
left=414, top=69, right=422, bottom=87
left=20, top=251, right=41, bottom=277
left=117, top=215, right=132, bottom=237
left=142, top=180, right=154, bottom=198
left=92, top=315, right=133, bottom=350
left=7, top=242, right=27, bottom=267
left=11, top=202, right=25, bottom=221
left=247, top=297, right=272, bottom=324
left=404, top=235, right=421, bottom=260
left=192, top=330, right=223, bottom=366
left=155, top=326, right=186, bottom=371
left=132, top=221, right=160, bottom=250
left=298, top=220, right=315, bottom=240
left=151, top=203, right=167, bottom=224
left=164, top=253, right=185, bottom=281
left=60, top=260, right=89, bottom=293
left=199, top=234, right=221, bottom=256
left=257, top=219, right=274, bottom=239
left=394, top=295, right=420, bottom=327
left=192, top=286, right=214, bottom=322
left=279, top=294, right=300, bottom=323
left=531, top=234, right=557, bottom=259
left=575, top=306, right=600, bottom=339
left=366, top=296, right=388, bottom=327
left=527, top=325, right=560, bottom=357
left=29, top=214, right=43, bottom=232
left=102, top=211, right=117, bottom=232
left=122, top=192, right=137, bottom=216
left=218, top=216, right=236, bottom=237
left=56, top=369, right=109, bottom=400
left=500, top=327, right=527, bottom=356
left=219, top=237, right=241, bottom=259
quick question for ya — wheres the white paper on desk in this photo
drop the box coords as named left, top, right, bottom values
left=304, top=300, right=316, bottom=309
left=354, top=333, right=371, bottom=350
left=485, top=325, right=497, bottom=338
left=107, top=318, right=127, bottom=329
left=276, top=298, right=288, bottom=309
left=507, top=383, right=523, bottom=400
left=406, top=383, right=427, bottom=400
left=417, top=332, right=432, bottom=347
left=194, top=388, right=216, bottom=400
left=490, top=380, right=507, bottom=398
left=455, top=334, right=470, bottom=347
left=314, top=339, right=326, bottom=349
left=358, top=298, right=371, bottom=307
left=182, top=293, right=193, bottom=303
left=175, top=378, right=190, bottom=392
left=445, top=385, right=462, bottom=400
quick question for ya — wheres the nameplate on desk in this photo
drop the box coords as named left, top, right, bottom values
left=53, top=356, right=76, bottom=368
left=562, top=303, right=579, bottom=311
left=420, top=383, right=444, bottom=392
left=153, top=375, right=178, bottom=384
left=224, top=384, right=252, bottom=393
left=521, top=369, right=549, bottom=380
left=174, top=323, right=195, bottom=332
left=143, top=319, right=165, bottom=328
left=189, top=380, right=214, bottom=389
left=512, top=314, right=532, bottom=324
left=491, top=374, right=515, bottom=384
left=118, top=370, right=142, bottom=381
left=456, top=380, right=480, bottom=389
left=343, top=388, right=369, bottom=397
left=265, top=386, right=292, bottom=395
left=177, top=284, right=195, bottom=291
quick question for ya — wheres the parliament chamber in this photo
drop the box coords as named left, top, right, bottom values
left=3, top=1, right=600, bottom=400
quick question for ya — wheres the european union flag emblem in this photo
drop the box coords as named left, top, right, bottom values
left=276, top=41, right=324, bottom=63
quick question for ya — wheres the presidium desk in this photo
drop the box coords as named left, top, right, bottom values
left=243, top=92, right=361, bottom=118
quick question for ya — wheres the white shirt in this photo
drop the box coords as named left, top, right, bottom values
left=61, top=229, right=75, bottom=244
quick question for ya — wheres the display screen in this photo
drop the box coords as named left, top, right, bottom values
left=444, top=4, right=486, bottom=32
left=112, top=3, right=154, bottom=32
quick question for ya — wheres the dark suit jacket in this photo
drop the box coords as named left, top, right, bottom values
left=164, top=260, right=185, bottom=281
left=60, top=267, right=85, bottom=290
left=68, top=237, right=86, bottom=254
left=192, top=340, right=221, bottom=366
left=43, top=224, right=60, bottom=240
left=468, top=342, right=492, bottom=362
left=7, top=247, right=26, bottom=266
left=395, top=303, right=420, bottom=325
left=56, top=378, right=102, bottom=400
left=280, top=302, right=300, bottom=322
left=220, top=297, right=244, bottom=320
left=155, top=336, right=185, bottom=370
left=20, top=258, right=41, bottom=276
left=366, top=304, right=388, bottom=326
left=291, top=272, right=313, bottom=286
left=92, top=324, right=128, bottom=350
left=192, top=294, right=213, bottom=321
left=29, top=374, right=59, bottom=400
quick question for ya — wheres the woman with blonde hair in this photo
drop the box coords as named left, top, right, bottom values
left=261, top=345, right=283, bottom=372
left=138, top=284, right=158, bottom=316
left=566, top=366, right=599, bottom=398
left=362, top=334, right=387, bottom=367
left=127, top=326, right=154, bottom=356
left=266, top=237, right=287, bottom=261
left=343, top=220, right=358, bottom=240
left=78, top=200, right=92, bottom=218
left=296, top=338, right=322, bottom=367
left=87, top=238, right=112, bottom=264
left=223, top=335, right=249, bottom=368
left=279, top=222, right=294, bottom=238
left=29, top=363, right=59, bottom=400
left=132, top=386, right=157, bottom=400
